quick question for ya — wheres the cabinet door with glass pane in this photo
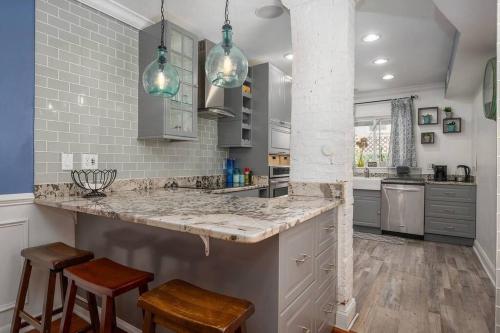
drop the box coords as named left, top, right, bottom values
left=164, top=22, right=198, bottom=139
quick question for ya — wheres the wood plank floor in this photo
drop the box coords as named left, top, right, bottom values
left=351, top=237, right=495, bottom=333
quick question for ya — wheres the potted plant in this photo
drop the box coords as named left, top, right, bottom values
left=355, top=137, right=368, bottom=167
left=423, top=114, right=432, bottom=124
left=444, top=106, right=453, bottom=118
left=447, top=121, right=456, bottom=132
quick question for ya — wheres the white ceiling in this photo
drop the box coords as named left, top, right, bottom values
left=83, top=0, right=494, bottom=95
left=112, top=0, right=293, bottom=74
left=433, top=0, right=497, bottom=98
left=355, top=0, right=456, bottom=92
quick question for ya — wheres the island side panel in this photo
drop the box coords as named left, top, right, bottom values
left=75, top=213, right=279, bottom=333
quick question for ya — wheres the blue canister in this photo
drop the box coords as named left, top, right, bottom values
left=226, top=159, right=234, bottom=184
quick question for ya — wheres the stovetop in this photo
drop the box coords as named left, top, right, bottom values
left=169, top=180, right=251, bottom=191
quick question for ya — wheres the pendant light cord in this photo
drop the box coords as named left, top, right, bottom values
left=224, top=0, right=230, bottom=25
left=160, top=0, right=166, bottom=48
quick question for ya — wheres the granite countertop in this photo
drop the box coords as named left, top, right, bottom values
left=35, top=188, right=340, bottom=244
left=424, top=180, right=476, bottom=186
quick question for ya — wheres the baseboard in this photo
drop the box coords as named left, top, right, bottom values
left=335, top=298, right=357, bottom=330
left=473, top=240, right=495, bottom=287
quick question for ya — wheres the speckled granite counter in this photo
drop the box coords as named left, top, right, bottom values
left=425, top=180, right=476, bottom=186
left=35, top=187, right=341, bottom=243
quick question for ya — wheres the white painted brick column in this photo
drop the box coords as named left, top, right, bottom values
left=282, top=0, right=356, bottom=329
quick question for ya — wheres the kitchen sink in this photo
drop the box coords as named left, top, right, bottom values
left=353, top=177, right=383, bottom=191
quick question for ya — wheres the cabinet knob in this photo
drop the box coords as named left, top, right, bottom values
left=298, top=326, right=311, bottom=333
left=294, top=253, right=311, bottom=264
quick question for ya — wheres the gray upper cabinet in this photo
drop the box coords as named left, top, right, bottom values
left=269, top=64, right=291, bottom=124
left=138, top=21, right=198, bottom=140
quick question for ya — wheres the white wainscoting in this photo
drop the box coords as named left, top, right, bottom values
left=0, top=193, right=75, bottom=333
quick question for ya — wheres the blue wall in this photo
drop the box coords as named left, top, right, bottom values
left=0, top=0, right=34, bottom=195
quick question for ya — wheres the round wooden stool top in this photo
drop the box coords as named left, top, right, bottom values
left=21, top=242, right=94, bottom=271
left=138, top=279, right=255, bottom=333
left=64, top=258, right=154, bottom=297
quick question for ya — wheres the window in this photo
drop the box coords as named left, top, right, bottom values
left=354, top=118, right=391, bottom=167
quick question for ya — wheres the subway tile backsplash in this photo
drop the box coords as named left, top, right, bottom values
left=35, top=0, right=227, bottom=184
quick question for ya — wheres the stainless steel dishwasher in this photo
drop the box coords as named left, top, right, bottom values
left=381, top=182, right=425, bottom=235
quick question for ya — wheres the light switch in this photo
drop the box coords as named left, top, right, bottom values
left=82, top=154, right=98, bottom=169
left=61, top=153, right=73, bottom=171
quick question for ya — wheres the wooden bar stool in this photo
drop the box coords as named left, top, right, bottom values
left=60, top=258, right=154, bottom=333
left=11, top=242, right=94, bottom=333
left=137, top=279, right=255, bottom=333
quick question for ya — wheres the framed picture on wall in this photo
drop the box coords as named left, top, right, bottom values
left=421, top=132, right=435, bottom=144
left=443, top=118, right=462, bottom=133
left=418, top=107, right=439, bottom=125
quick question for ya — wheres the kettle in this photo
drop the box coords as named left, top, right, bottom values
left=456, top=165, right=471, bottom=182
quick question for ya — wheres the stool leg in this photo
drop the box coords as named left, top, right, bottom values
left=100, top=296, right=115, bottom=333
left=59, top=279, right=77, bottom=333
left=142, top=311, right=155, bottom=333
left=235, top=323, right=247, bottom=333
left=41, top=271, right=57, bottom=333
left=86, top=292, right=100, bottom=333
left=10, top=259, right=32, bottom=333
left=59, top=273, right=68, bottom=304
left=138, top=284, right=149, bottom=318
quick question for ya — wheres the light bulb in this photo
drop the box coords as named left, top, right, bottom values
left=155, top=71, right=167, bottom=90
left=223, top=55, right=234, bottom=77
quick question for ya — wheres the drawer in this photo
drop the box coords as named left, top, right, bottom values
left=314, top=280, right=335, bottom=333
left=315, top=245, right=336, bottom=289
left=315, top=210, right=336, bottom=255
left=354, top=189, right=381, bottom=198
left=425, top=216, right=475, bottom=238
left=279, top=283, right=315, bottom=333
left=425, top=200, right=475, bottom=220
left=425, top=184, right=476, bottom=203
left=279, top=220, right=315, bottom=312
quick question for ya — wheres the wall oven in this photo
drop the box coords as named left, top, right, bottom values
left=269, top=166, right=289, bottom=197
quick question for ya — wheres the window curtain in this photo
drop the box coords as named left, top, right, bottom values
left=389, top=97, right=416, bottom=167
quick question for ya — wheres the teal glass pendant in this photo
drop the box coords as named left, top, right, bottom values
left=142, top=0, right=180, bottom=98
left=142, top=46, right=180, bottom=97
left=205, top=0, right=248, bottom=88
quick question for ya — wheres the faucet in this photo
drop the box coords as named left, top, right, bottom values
left=364, top=168, right=370, bottom=178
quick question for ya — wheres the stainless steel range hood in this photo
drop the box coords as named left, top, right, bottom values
left=197, top=39, right=235, bottom=119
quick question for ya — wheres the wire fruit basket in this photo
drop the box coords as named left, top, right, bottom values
left=71, top=169, right=117, bottom=198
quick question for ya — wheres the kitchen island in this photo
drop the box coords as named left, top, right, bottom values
left=35, top=185, right=342, bottom=333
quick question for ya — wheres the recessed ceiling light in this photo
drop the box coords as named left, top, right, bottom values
left=373, top=58, right=388, bottom=65
left=363, top=34, right=380, bottom=42
left=382, top=74, right=395, bottom=80
left=255, top=5, right=284, bottom=19
left=284, top=53, right=294, bottom=60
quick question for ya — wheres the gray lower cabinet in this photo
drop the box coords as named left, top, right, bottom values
left=138, top=20, right=198, bottom=140
left=278, top=209, right=337, bottom=332
left=353, top=190, right=381, bottom=233
left=424, top=184, right=476, bottom=246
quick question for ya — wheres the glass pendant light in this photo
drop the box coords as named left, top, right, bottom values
left=142, top=0, right=180, bottom=98
left=205, top=0, right=249, bottom=88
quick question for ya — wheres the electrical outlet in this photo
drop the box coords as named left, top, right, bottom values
left=82, top=154, right=98, bottom=170
left=61, top=153, right=73, bottom=171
